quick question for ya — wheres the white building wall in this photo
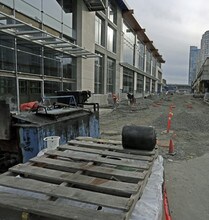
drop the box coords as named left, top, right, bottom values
left=75, top=1, right=95, bottom=92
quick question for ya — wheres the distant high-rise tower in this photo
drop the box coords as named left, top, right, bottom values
left=188, top=46, right=200, bottom=85
left=200, top=31, right=209, bottom=64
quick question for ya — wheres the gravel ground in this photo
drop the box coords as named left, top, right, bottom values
left=99, top=93, right=209, bottom=219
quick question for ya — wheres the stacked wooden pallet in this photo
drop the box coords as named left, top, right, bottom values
left=0, top=137, right=158, bottom=220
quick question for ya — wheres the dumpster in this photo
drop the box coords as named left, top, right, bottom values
left=12, top=106, right=99, bottom=163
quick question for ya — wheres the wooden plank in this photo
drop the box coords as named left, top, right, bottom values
left=69, top=139, right=156, bottom=156
left=45, top=150, right=150, bottom=170
left=0, top=192, right=124, bottom=220
left=30, top=157, right=146, bottom=183
left=9, top=164, right=140, bottom=196
left=76, top=136, right=122, bottom=145
left=0, top=176, right=132, bottom=211
left=59, top=144, right=153, bottom=161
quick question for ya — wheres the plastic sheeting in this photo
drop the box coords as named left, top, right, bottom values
left=131, top=155, right=164, bottom=220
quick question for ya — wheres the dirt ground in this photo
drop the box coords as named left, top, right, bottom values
left=99, top=93, right=209, bottom=220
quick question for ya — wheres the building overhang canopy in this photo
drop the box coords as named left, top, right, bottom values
left=83, top=0, right=105, bottom=11
left=0, top=11, right=97, bottom=58
left=122, top=10, right=165, bottom=64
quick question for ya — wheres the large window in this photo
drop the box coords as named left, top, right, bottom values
left=62, top=57, right=76, bottom=79
left=152, top=57, right=156, bottom=77
left=19, top=79, right=41, bottom=103
left=17, top=39, right=42, bottom=75
left=122, top=23, right=134, bottom=65
left=136, top=40, right=145, bottom=70
left=137, top=74, right=144, bottom=93
left=107, top=25, right=116, bottom=53
left=0, top=33, right=15, bottom=71
left=107, top=1, right=117, bottom=24
left=152, top=80, right=155, bottom=93
left=44, top=81, right=60, bottom=96
left=146, top=49, right=152, bottom=74
left=106, top=57, right=115, bottom=93
left=44, top=48, right=61, bottom=77
left=0, top=76, right=17, bottom=111
left=94, top=53, right=104, bottom=94
left=0, top=77, right=16, bottom=97
left=95, top=15, right=105, bottom=46
left=123, top=68, right=134, bottom=93
left=145, top=78, right=150, bottom=93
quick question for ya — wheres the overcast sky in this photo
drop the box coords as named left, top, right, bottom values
left=126, top=0, right=209, bottom=84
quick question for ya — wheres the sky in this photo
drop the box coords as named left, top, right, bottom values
left=126, top=0, right=209, bottom=84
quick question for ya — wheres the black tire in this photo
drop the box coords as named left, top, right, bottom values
left=122, top=125, right=156, bottom=151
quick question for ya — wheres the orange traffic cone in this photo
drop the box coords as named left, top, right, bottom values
left=168, top=139, right=175, bottom=154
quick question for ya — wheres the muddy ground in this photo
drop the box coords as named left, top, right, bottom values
left=99, top=93, right=209, bottom=220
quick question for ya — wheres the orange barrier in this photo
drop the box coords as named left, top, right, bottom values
left=163, top=182, right=172, bottom=220
left=168, top=139, right=174, bottom=154
left=167, top=111, right=173, bottom=133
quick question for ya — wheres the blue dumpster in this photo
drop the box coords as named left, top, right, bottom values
left=13, top=107, right=99, bottom=163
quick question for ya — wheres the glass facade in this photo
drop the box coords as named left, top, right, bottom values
left=123, top=68, right=134, bottom=93
left=145, top=77, right=150, bottom=93
left=189, top=46, right=199, bottom=85
left=2, top=0, right=74, bottom=38
left=63, top=82, right=75, bottom=91
left=122, top=23, right=134, bottom=65
left=17, top=38, right=42, bottom=75
left=0, top=76, right=17, bottom=111
left=107, top=57, right=115, bottom=93
left=107, top=1, right=117, bottom=24
left=44, top=81, right=60, bottom=96
left=94, top=52, right=104, bottom=94
left=107, top=25, right=116, bottom=53
left=152, top=80, right=155, bottom=93
left=0, top=0, right=163, bottom=107
left=146, top=49, right=152, bottom=74
left=136, top=40, right=145, bottom=71
left=137, top=74, right=144, bottom=93
left=0, top=29, right=76, bottom=105
left=152, top=57, right=156, bottom=77
left=44, top=48, right=61, bottom=77
left=0, top=0, right=79, bottom=110
left=0, top=33, right=15, bottom=72
left=19, top=79, right=41, bottom=104
left=95, top=15, right=105, bottom=47
left=62, top=57, right=76, bottom=79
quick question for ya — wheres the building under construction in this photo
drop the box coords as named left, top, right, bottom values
left=0, top=0, right=165, bottom=111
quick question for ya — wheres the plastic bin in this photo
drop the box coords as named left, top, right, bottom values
left=43, top=136, right=60, bottom=149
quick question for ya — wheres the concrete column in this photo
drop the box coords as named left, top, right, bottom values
left=75, top=1, right=95, bottom=91
left=150, top=60, right=153, bottom=76
left=144, top=46, right=147, bottom=73
left=143, top=76, right=146, bottom=94
left=134, top=72, right=137, bottom=92
left=150, top=79, right=152, bottom=93
left=155, top=80, right=158, bottom=93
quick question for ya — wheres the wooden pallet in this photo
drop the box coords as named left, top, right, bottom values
left=0, top=137, right=158, bottom=220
